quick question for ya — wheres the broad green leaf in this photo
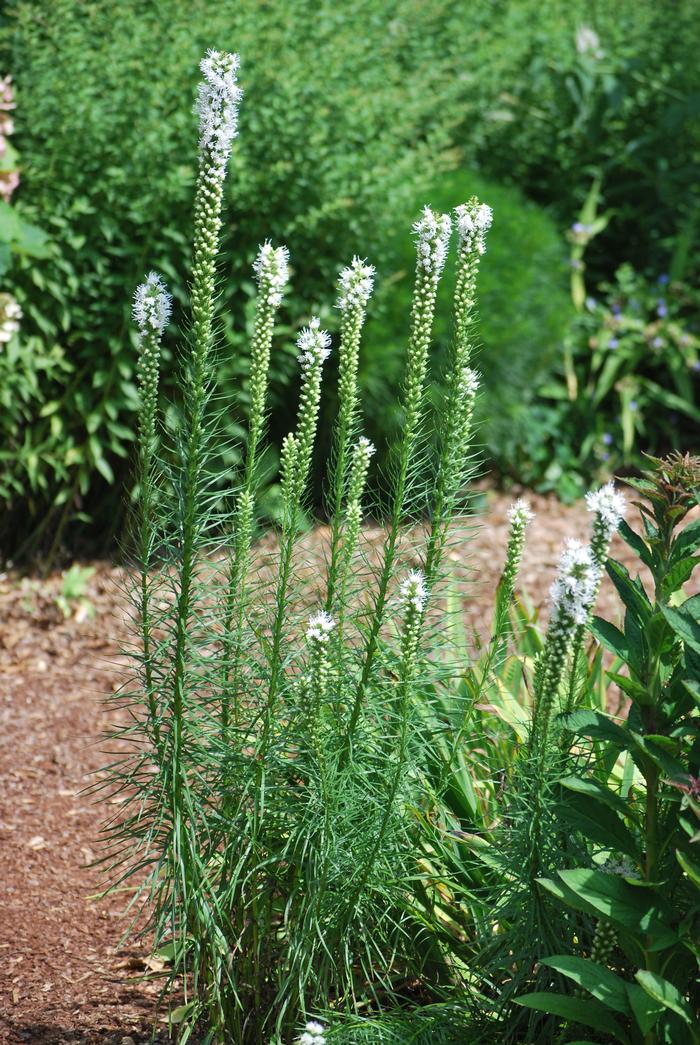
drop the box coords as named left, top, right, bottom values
left=562, top=709, right=629, bottom=748
left=606, top=560, right=652, bottom=621
left=557, top=869, right=677, bottom=947
left=515, top=992, right=629, bottom=1042
left=635, top=970, right=695, bottom=1026
left=661, top=604, right=700, bottom=654
left=671, top=517, right=700, bottom=562
left=540, top=955, right=631, bottom=1015
left=661, top=557, right=700, bottom=601
left=553, top=793, right=638, bottom=860
left=626, top=982, right=665, bottom=1034
left=607, top=671, right=651, bottom=704
left=589, top=617, right=629, bottom=659
left=618, top=520, right=654, bottom=567
left=559, top=776, right=633, bottom=819
left=676, top=848, right=700, bottom=890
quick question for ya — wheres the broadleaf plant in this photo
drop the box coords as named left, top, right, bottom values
left=529, top=453, right=700, bottom=1044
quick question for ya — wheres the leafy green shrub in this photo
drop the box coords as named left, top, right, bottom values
left=476, top=0, right=700, bottom=286
left=512, top=265, right=700, bottom=500
left=0, top=0, right=468, bottom=551
left=358, top=169, right=573, bottom=470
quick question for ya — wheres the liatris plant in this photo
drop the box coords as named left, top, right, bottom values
left=103, top=49, right=492, bottom=1045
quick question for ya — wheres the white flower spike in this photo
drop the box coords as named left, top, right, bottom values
left=297, top=317, right=332, bottom=368
left=195, top=50, right=243, bottom=175
left=253, top=240, right=290, bottom=308
left=550, top=538, right=600, bottom=629
left=132, top=272, right=172, bottom=338
left=306, top=611, right=336, bottom=644
left=337, top=256, right=375, bottom=312
left=586, top=481, right=626, bottom=536
left=412, top=206, right=452, bottom=277
left=455, top=200, right=493, bottom=255
left=400, top=570, right=428, bottom=614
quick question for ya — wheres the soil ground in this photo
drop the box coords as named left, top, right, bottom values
left=1, top=489, right=696, bottom=1044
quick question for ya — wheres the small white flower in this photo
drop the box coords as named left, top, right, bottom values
left=459, top=366, right=480, bottom=397
left=357, top=435, right=376, bottom=459
left=253, top=240, right=290, bottom=307
left=337, top=256, right=375, bottom=312
left=5, top=298, right=21, bottom=320
left=550, top=539, right=600, bottom=628
left=306, top=611, right=336, bottom=644
left=586, top=481, right=626, bottom=534
left=399, top=569, right=428, bottom=614
left=507, top=498, right=534, bottom=526
left=195, top=49, right=243, bottom=173
left=305, top=1021, right=326, bottom=1038
left=412, top=206, right=452, bottom=276
left=132, top=272, right=172, bottom=337
left=454, top=200, right=493, bottom=255
left=576, top=25, right=604, bottom=59
left=297, top=317, right=331, bottom=368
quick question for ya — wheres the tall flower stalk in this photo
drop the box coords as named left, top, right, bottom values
left=343, top=207, right=451, bottom=753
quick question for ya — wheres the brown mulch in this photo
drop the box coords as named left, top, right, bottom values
left=0, top=489, right=696, bottom=1044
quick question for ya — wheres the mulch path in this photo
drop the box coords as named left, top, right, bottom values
left=0, top=488, right=695, bottom=1044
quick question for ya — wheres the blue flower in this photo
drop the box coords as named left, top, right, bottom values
left=608, top=336, right=619, bottom=349
left=657, top=299, right=667, bottom=318
left=652, top=336, right=664, bottom=349
left=611, top=303, right=622, bottom=316
left=658, top=273, right=670, bottom=285
left=629, top=399, right=638, bottom=411
left=603, top=432, right=613, bottom=445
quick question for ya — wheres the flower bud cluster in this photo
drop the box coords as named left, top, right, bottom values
left=412, top=206, right=452, bottom=278
left=337, top=256, right=375, bottom=313
left=0, top=294, right=22, bottom=344
left=586, top=481, right=626, bottom=555
left=502, top=498, right=534, bottom=595
left=549, top=538, right=600, bottom=631
left=455, top=199, right=493, bottom=256
left=195, top=50, right=242, bottom=176
left=399, top=569, right=428, bottom=615
left=253, top=240, right=290, bottom=308
left=297, top=317, right=332, bottom=369
left=132, top=272, right=172, bottom=338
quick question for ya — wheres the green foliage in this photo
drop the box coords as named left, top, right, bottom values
left=521, top=454, right=700, bottom=1044
left=0, top=0, right=467, bottom=551
left=359, top=169, right=572, bottom=470
left=511, top=266, right=700, bottom=501
left=477, top=0, right=700, bottom=286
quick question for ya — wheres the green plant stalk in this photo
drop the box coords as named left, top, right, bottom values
left=343, top=226, right=446, bottom=755
left=325, top=289, right=369, bottom=613
left=221, top=285, right=277, bottom=732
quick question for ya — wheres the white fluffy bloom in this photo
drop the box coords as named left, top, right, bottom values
left=304, top=1022, right=326, bottom=1039
left=412, top=206, right=452, bottom=276
left=0, top=294, right=22, bottom=343
left=297, top=317, right=331, bottom=368
left=357, top=435, right=376, bottom=459
left=576, top=25, right=604, bottom=59
left=550, top=539, right=600, bottom=629
left=507, top=498, right=534, bottom=526
left=132, top=272, right=172, bottom=337
left=459, top=366, right=480, bottom=398
left=586, top=481, right=626, bottom=535
left=306, top=611, right=336, bottom=644
left=454, top=200, right=493, bottom=255
left=195, top=49, right=242, bottom=173
left=253, top=240, right=290, bottom=307
left=400, top=569, right=428, bottom=614
left=337, top=256, right=375, bottom=312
